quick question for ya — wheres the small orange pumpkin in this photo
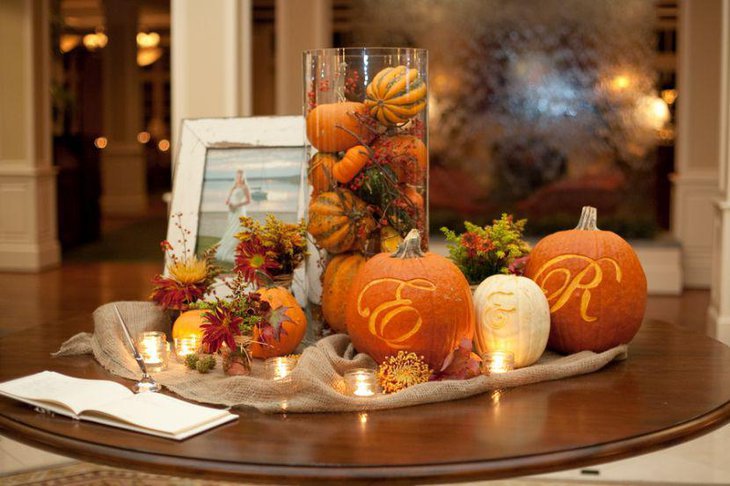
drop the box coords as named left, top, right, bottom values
left=333, top=145, right=370, bottom=183
left=346, top=229, right=475, bottom=370
left=307, top=189, right=377, bottom=254
left=365, top=66, right=427, bottom=126
left=372, top=135, right=427, bottom=184
left=308, top=153, right=337, bottom=196
left=322, top=253, right=367, bottom=333
left=172, top=309, right=207, bottom=340
left=524, top=206, right=647, bottom=354
left=251, top=287, right=307, bottom=359
left=402, top=185, right=424, bottom=214
left=306, top=102, right=374, bottom=152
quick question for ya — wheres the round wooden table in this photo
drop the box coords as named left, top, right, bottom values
left=0, top=318, right=729, bottom=484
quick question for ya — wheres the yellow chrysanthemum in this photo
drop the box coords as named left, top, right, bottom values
left=377, top=351, right=432, bottom=394
left=168, top=256, right=208, bottom=284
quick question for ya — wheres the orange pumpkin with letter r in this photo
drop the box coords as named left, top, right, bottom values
left=524, top=206, right=647, bottom=354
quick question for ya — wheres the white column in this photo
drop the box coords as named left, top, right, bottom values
left=275, top=0, right=332, bottom=115
left=708, top=0, right=730, bottom=344
left=170, top=0, right=253, bottom=161
left=99, top=0, right=147, bottom=215
left=0, top=0, right=61, bottom=271
left=672, top=0, right=723, bottom=288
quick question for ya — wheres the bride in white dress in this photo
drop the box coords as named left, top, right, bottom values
left=216, top=169, right=251, bottom=263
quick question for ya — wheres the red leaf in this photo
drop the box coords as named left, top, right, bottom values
left=432, top=339, right=482, bottom=381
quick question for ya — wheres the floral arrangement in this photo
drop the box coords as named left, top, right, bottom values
left=151, top=214, right=304, bottom=376
left=377, top=351, right=432, bottom=394
left=234, top=215, right=307, bottom=285
left=441, top=214, right=531, bottom=285
left=150, top=213, right=221, bottom=311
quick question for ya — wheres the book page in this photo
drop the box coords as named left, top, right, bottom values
left=85, top=392, right=233, bottom=435
left=0, top=371, right=133, bottom=416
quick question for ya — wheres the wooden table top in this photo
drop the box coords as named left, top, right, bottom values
left=0, top=316, right=729, bottom=484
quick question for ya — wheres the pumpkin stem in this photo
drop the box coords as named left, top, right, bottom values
left=575, top=206, right=599, bottom=231
left=392, top=229, right=424, bottom=258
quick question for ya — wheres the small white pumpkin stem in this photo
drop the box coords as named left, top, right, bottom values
left=392, top=229, right=424, bottom=259
left=575, top=206, right=599, bottom=231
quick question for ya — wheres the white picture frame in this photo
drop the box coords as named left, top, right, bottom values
left=166, top=116, right=306, bottom=289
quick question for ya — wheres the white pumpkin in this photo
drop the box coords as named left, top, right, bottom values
left=473, top=274, right=550, bottom=368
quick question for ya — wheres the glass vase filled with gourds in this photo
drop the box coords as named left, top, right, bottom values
left=303, top=47, right=429, bottom=336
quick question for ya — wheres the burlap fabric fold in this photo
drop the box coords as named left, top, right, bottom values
left=54, top=301, right=628, bottom=414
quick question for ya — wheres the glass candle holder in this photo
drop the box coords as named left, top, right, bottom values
left=303, top=48, right=429, bottom=333
left=481, top=351, right=515, bottom=375
left=137, top=331, right=169, bottom=373
left=174, top=336, right=200, bottom=362
left=265, top=356, right=298, bottom=381
left=344, top=368, right=381, bottom=397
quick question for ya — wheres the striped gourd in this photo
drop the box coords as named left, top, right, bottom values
left=307, top=189, right=377, bottom=254
left=322, top=253, right=367, bottom=332
left=365, top=65, right=427, bottom=126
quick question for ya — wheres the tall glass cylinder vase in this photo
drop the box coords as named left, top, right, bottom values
left=303, top=48, right=429, bottom=336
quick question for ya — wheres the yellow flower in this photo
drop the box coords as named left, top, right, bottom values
left=378, top=351, right=432, bottom=394
left=168, top=256, right=208, bottom=284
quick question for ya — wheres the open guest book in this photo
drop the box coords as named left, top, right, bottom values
left=0, top=371, right=237, bottom=440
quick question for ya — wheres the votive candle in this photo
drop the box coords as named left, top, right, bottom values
left=174, top=336, right=200, bottom=361
left=344, top=369, right=380, bottom=397
left=137, top=331, right=168, bottom=373
left=266, top=356, right=298, bottom=381
left=481, top=351, right=515, bottom=375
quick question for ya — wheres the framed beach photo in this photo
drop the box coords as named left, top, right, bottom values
left=167, top=116, right=306, bottom=275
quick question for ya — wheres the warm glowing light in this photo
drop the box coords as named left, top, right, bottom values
left=610, top=74, right=631, bottom=91
left=137, top=47, right=163, bottom=67
left=358, top=412, right=368, bottom=425
left=266, top=356, right=297, bottom=381
left=481, top=352, right=515, bottom=375
left=158, top=139, right=171, bottom=152
left=137, top=131, right=151, bottom=144
left=635, top=95, right=671, bottom=131
left=137, top=331, right=169, bottom=372
left=661, top=88, right=678, bottom=105
left=658, top=127, right=676, bottom=141
left=136, top=32, right=161, bottom=48
left=94, top=137, right=108, bottom=149
left=60, top=34, right=81, bottom=53
left=83, top=30, right=108, bottom=51
left=344, top=369, right=380, bottom=397
left=174, top=336, right=199, bottom=361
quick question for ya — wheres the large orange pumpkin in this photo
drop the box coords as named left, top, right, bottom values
left=308, top=153, right=337, bottom=196
left=306, top=102, right=374, bottom=152
left=307, top=189, right=377, bottom=254
left=251, top=287, right=307, bottom=359
left=372, top=135, right=427, bottom=185
left=172, top=309, right=207, bottom=340
left=321, top=253, right=366, bottom=333
left=365, top=66, right=427, bottom=126
left=346, top=229, right=475, bottom=370
left=524, top=206, right=647, bottom=354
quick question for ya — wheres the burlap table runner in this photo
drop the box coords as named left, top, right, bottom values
left=54, top=301, right=628, bottom=414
